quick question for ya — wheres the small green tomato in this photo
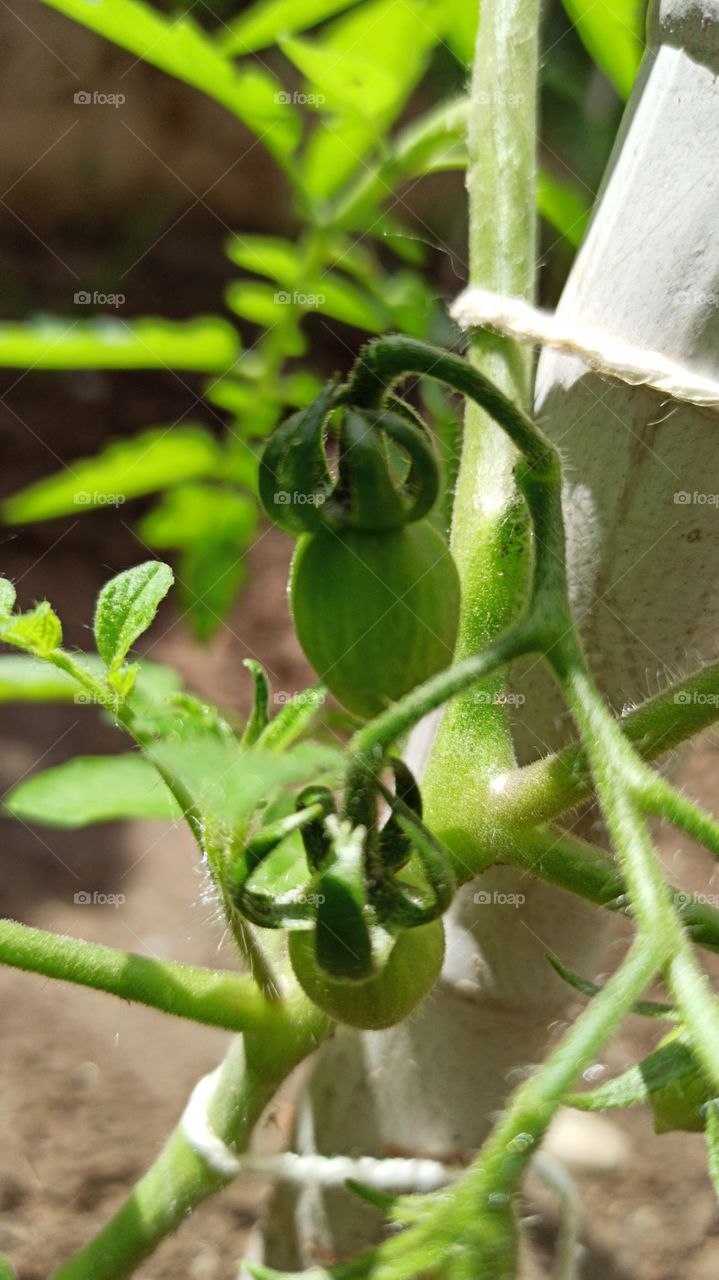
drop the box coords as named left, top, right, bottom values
left=288, top=919, right=445, bottom=1030
left=290, top=521, right=460, bottom=720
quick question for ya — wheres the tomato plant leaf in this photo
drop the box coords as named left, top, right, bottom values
left=258, top=686, right=327, bottom=752
left=3, top=426, right=223, bottom=525
left=567, top=1036, right=712, bottom=1133
left=536, top=169, right=591, bottom=246
left=4, top=755, right=180, bottom=827
left=94, top=561, right=173, bottom=671
left=0, top=603, right=62, bottom=657
left=0, top=317, right=239, bottom=371
left=151, top=738, right=342, bottom=830
left=0, top=654, right=181, bottom=704
left=560, top=0, right=645, bottom=99
left=219, top=0, right=361, bottom=55
left=35, top=0, right=301, bottom=156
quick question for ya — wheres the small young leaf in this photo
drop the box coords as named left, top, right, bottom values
left=258, top=687, right=327, bottom=752
left=94, top=562, right=173, bottom=671
left=4, top=755, right=180, bottom=827
left=0, top=579, right=16, bottom=616
left=241, top=660, right=271, bottom=746
left=0, top=602, right=62, bottom=657
left=107, top=664, right=138, bottom=702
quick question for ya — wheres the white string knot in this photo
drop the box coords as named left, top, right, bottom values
left=450, top=287, right=719, bottom=412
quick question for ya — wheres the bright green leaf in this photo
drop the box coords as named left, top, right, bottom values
left=139, top=484, right=257, bottom=549
left=0, top=317, right=239, bottom=371
left=219, top=0, right=361, bottom=54
left=294, top=0, right=443, bottom=199
left=561, top=0, right=645, bottom=99
left=441, top=0, right=478, bottom=64
left=0, top=603, right=62, bottom=657
left=94, top=562, right=174, bottom=671
left=567, top=1034, right=712, bottom=1133
left=3, top=425, right=223, bottom=525
left=4, top=755, right=180, bottom=828
left=152, top=738, right=342, bottom=830
left=537, top=169, right=591, bottom=246
left=35, top=0, right=301, bottom=156
left=225, top=235, right=302, bottom=284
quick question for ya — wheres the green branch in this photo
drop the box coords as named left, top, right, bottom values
left=0, top=918, right=284, bottom=1035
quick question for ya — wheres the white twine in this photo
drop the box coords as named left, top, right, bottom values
left=181, top=1068, right=457, bottom=1190
left=450, top=287, right=719, bottom=412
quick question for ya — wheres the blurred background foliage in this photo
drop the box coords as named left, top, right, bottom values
left=0, top=0, right=646, bottom=639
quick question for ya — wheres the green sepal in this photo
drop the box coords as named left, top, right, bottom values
left=315, top=821, right=373, bottom=981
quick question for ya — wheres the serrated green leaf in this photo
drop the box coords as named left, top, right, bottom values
left=561, top=0, right=644, bottom=99
left=94, top=562, right=173, bottom=671
left=537, top=170, right=591, bottom=247
left=0, top=654, right=181, bottom=704
left=4, top=426, right=223, bottom=525
left=219, top=0, right=360, bottom=54
left=4, top=755, right=180, bottom=828
left=0, top=579, right=16, bottom=616
left=35, top=0, right=301, bottom=156
left=0, top=317, right=238, bottom=371
left=0, top=603, right=62, bottom=657
left=151, top=738, right=342, bottom=830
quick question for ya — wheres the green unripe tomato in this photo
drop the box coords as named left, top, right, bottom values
left=290, top=521, right=460, bottom=720
left=288, top=919, right=445, bottom=1029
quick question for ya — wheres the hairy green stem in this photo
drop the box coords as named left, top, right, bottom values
left=0, top=918, right=282, bottom=1035
left=51, top=1003, right=331, bottom=1280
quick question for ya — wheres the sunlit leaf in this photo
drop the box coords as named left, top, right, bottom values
left=537, top=169, right=591, bottom=246
left=94, top=562, right=173, bottom=671
left=219, top=0, right=361, bottom=54
left=0, top=603, right=62, bottom=657
left=0, top=317, right=239, bottom=371
left=36, top=0, right=301, bottom=155
left=4, top=755, right=180, bottom=827
left=152, top=738, right=342, bottom=829
left=561, top=0, right=645, bottom=99
left=3, top=426, right=223, bottom=524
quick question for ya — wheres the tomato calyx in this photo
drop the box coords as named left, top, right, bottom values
left=259, top=380, right=439, bottom=535
left=228, top=759, right=455, bottom=984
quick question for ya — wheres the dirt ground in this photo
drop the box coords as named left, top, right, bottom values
left=2, top=226, right=719, bottom=1280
